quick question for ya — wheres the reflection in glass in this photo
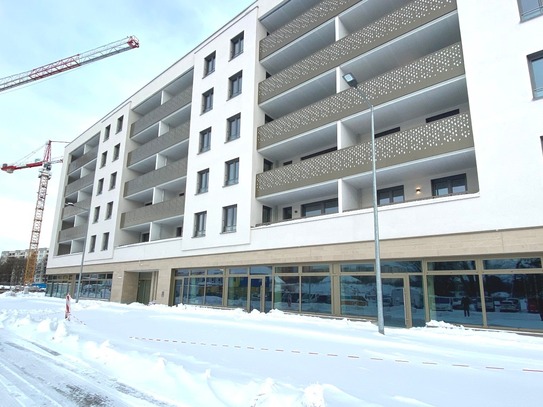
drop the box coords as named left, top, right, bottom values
left=484, top=274, right=543, bottom=330
left=300, top=276, right=331, bottom=314
left=483, top=258, right=542, bottom=270
left=382, top=278, right=406, bottom=327
left=227, top=277, right=247, bottom=309
left=427, top=275, right=482, bottom=326
left=381, top=261, right=422, bottom=273
left=428, top=261, right=476, bottom=271
left=204, top=277, right=223, bottom=305
left=274, top=275, right=299, bottom=311
left=410, top=276, right=426, bottom=327
left=340, top=275, right=376, bottom=317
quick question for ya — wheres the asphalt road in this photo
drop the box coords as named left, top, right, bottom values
left=0, top=330, right=175, bottom=407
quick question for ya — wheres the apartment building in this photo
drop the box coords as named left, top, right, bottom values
left=1, top=248, right=49, bottom=284
left=46, top=0, right=543, bottom=332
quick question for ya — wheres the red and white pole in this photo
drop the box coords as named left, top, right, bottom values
left=65, top=294, right=71, bottom=320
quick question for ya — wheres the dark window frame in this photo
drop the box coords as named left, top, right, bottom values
left=377, top=185, right=405, bottom=205
left=518, top=0, right=543, bottom=21
left=431, top=173, right=467, bottom=196
left=199, top=128, right=211, bottom=153
left=230, top=32, right=244, bottom=59
left=204, top=51, right=216, bottom=76
left=226, top=114, right=241, bottom=141
left=197, top=169, right=209, bottom=194
left=228, top=71, right=243, bottom=98
left=222, top=205, right=237, bottom=233
left=202, top=88, right=214, bottom=113
left=225, top=158, right=239, bottom=186
left=528, top=50, right=543, bottom=99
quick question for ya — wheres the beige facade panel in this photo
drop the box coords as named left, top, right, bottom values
left=124, top=159, right=188, bottom=198
left=127, top=122, right=190, bottom=166
left=130, top=86, right=192, bottom=136
left=257, top=43, right=465, bottom=149
left=67, top=147, right=98, bottom=174
left=259, top=0, right=457, bottom=102
left=65, top=173, right=94, bottom=196
left=256, top=112, right=473, bottom=197
left=120, top=195, right=185, bottom=229
left=259, top=0, right=359, bottom=60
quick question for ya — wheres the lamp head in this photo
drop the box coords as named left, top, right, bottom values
left=343, top=72, right=358, bottom=88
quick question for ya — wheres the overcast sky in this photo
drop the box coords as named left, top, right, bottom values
left=0, top=0, right=254, bottom=254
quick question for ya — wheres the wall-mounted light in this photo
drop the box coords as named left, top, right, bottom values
left=416, top=187, right=421, bottom=194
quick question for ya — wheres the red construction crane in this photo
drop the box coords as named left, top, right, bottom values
left=0, top=36, right=139, bottom=93
left=2, top=141, right=65, bottom=285
left=1, top=36, right=139, bottom=285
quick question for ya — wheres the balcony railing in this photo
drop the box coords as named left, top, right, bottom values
left=258, top=42, right=464, bottom=149
left=127, top=122, right=190, bottom=166
left=58, top=224, right=87, bottom=243
left=120, top=195, right=185, bottom=229
left=62, top=199, right=91, bottom=219
left=260, top=0, right=358, bottom=60
left=256, top=113, right=472, bottom=197
left=124, top=159, right=188, bottom=198
left=131, top=86, right=192, bottom=136
left=259, top=0, right=457, bottom=103
left=67, top=147, right=98, bottom=174
left=65, top=173, right=94, bottom=196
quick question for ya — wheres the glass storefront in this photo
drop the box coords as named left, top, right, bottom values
left=46, top=255, right=543, bottom=332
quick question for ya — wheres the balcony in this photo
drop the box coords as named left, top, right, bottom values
left=67, top=147, right=98, bottom=174
left=58, top=224, right=87, bottom=243
left=120, top=195, right=185, bottom=229
left=124, top=159, right=188, bottom=198
left=259, top=0, right=457, bottom=103
left=260, top=0, right=358, bottom=60
left=256, top=113, right=473, bottom=198
left=258, top=42, right=464, bottom=150
left=65, top=173, right=94, bottom=196
left=127, top=122, right=190, bottom=167
left=131, top=86, right=192, bottom=136
left=62, top=199, right=91, bottom=219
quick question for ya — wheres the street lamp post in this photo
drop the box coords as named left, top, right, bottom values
left=65, top=202, right=86, bottom=303
left=343, top=73, right=385, bottom=335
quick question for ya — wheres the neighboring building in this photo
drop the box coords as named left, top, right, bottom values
left=1, top=248, right=49, bottom=284
left=46, top=0, right=543, bottom=332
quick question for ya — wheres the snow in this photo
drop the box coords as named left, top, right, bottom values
left=1, top=292, right=542, bottom=406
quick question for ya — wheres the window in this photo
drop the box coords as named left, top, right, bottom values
left=109, top=172, right=117, bottom=190
left=225, top=158, right=239, bottom=186
left=97, top=178, right=104, bottom=195
left=116, top=116, right=124, bottom=133
left=89, top=235, right=96, bottom=253
left=426, top=109, right=459, bottom=123
left=199, top=128, right=211, bottom=153
left=141, top=232, right=150, bottom=242
left=378, top=186, right=404, bottom=205
left=263, top=159, right=273, bottom=172
left=93, top=206, right=100, bottom=223
left=301, top=147, right=336, bottom=160
left=202, top=88, right=213, bottom=113
left=103, top=125, right=111, bottom=141
left=222, top=205, right=237, bottom=233
left=100, top=151, right=107, bottom=168
left=230, top=32, right=244, bottom=59
left=518, top=0, right=543, bottom=20
left=105, top=201, right=113, bottom=219
left=102, top=232, right=109, bottom=251
left=283, top=207, right=292, bottom=220
left=228, top=71, right=242, bottom=98
left=204, top=52, right=216, bottom=76
left=176, top=226, right=183, bottom=237
left=262, top=206, right=272, bottom=223
left=431, top=174, right=467, bottom=196
left=375, top=127, right=400, bottom=139
left=301, top=199, right=338, bottom=217
left=194, top=211, right=207, bottom=237
left=226, top=114, right=241, bottom=141
left=197, top=169, right=209, bottom=194
left=113, top=143, right=120, bottom=161
left=528, top=51, right=543, bottom=99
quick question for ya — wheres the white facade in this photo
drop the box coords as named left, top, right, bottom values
left=47, top=0, right=543, bottom=331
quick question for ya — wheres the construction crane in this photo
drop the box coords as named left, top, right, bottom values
left=0, top=36, right=139, bottom=284
left=0, top=35, right=139, bottom=93
left=2, top=141, right=64, bottom=285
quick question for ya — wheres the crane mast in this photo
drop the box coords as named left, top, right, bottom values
left=1, top=36, right=139, bottom=286
left=0, top=36, right=139, bottom=93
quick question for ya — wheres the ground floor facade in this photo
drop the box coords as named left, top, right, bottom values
left=46, top=227, right=543, bottom=333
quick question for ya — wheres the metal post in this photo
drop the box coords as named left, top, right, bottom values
left=343, top=73, right=385, bottom=334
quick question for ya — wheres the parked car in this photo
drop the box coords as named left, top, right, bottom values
left=452, top=297, right=463, bottom=310
left=500, top=298, right=521, bottom=312
left=476, top=296, right=495, bottom=312
left=433, top=296, right=453, bottom=312
left=527, top=297, right=539, bottom=313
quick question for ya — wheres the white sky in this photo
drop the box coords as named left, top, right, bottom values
left=0, top=0, right=254, bottom=254
left=1, top=292, right=542, bottom=405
